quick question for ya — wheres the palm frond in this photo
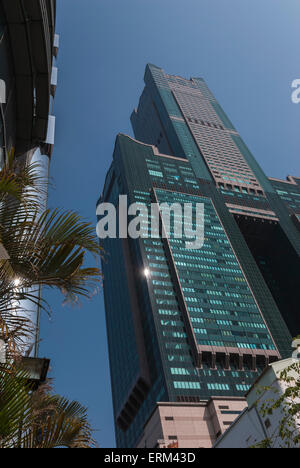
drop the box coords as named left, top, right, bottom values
left=0, top=365, right=96, bottom=448
left=0, top=152, right=100, bottom=448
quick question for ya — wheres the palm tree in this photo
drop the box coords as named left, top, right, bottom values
left=0, top=364, right=95, bottom=448
left=0, top=152, right=102, bottom=358
left=0, top=153, right=102, bottom=447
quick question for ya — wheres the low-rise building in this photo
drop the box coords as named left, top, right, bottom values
left=214, top=340, right=300, bottom=448
left=137, top=397, right=247, bottom=448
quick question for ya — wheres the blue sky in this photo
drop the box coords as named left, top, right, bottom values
left=39, top=0, right=300, bottom=447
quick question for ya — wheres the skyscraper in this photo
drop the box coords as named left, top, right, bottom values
left=98, top=64, right=300, bottom=448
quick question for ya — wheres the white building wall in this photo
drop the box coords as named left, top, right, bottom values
left=215, top=356, right=300, bottom=448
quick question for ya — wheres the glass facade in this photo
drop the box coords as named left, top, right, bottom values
left=154, top=189, right=275, bottom=353
left=101, top=65, right=299, bottom=447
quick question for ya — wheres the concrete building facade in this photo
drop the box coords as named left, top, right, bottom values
left=0, top=1, right=58, bottom=370
left=137, top=398, right=247, bottom=448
